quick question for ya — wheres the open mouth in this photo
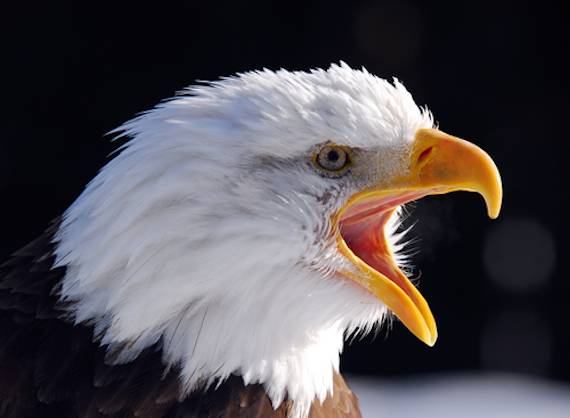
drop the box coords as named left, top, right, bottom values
left=335, top=189, right=439, bottom=346
left=339, top=190, right=433, bottom=298
left=331, top=128, right=502, bottom=346
left=331, top=129, right=502, bottom=346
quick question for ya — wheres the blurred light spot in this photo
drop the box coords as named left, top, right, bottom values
left=482, top=216, right=555, bottom=294
left=353, top=0, right=423, bottom=69
left=480, top=310, right=551, bottom=376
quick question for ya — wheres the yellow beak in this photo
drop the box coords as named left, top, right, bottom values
left=335, top=128, right=502, bottom=346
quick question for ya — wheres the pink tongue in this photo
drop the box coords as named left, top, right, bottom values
left=339, top=209, right=413, bottom=299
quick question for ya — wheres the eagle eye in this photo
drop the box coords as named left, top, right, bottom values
left=314, top=145, right=351, bottom=172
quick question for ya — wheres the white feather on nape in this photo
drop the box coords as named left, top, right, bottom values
left=52, top=62, right=432, bottom=418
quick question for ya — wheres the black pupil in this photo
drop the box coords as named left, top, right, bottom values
left=328, top=150, right=339, bottom=162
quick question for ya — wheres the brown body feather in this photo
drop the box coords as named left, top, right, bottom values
left=0, top=220, right=361, bottom=418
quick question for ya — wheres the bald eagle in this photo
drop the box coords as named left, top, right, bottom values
left=0, top=63, right=501, bottom=418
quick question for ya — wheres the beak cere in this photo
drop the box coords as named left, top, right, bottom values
left=335, top=129, right=503, bottom=346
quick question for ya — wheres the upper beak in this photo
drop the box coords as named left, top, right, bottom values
left=335, top=128, right=502, bottom=346
left=413, top=129, right=502, bottom=219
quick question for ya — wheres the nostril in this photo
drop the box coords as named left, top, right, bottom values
left=418, top=146, right=434, bottom=164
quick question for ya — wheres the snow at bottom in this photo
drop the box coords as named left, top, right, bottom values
left=346, top=372, right=570, bottom=418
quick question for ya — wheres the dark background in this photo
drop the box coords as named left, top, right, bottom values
left=1, top=1, right=568, bottom=382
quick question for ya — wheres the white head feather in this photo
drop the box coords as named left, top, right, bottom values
left=53, top=62, right=433, bottom=418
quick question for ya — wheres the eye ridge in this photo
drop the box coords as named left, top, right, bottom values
left=314, top=145, right=351, bottom=172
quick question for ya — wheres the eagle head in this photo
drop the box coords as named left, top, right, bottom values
left=52, top=63, right=501, bottom=418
